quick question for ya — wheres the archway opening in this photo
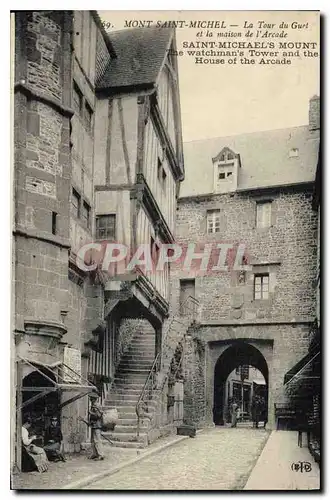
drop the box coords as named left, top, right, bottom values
left=213, top=342, right=269, bottom=426
left=22, top=367, right=60, bottom=436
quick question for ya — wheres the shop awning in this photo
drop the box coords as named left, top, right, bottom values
left=284, top=350, right=320, bottom=386
left=17, top=355, right=97, bottom=411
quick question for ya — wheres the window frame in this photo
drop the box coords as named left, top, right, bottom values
left=73, top=81, right=83, bottom=117
left=84, top=100, right=93, bottom=132
left=256, top=200, right=272, bottom=229
left=207, top=209, right=221, bottom=234
left=82, top=200, right=91, bottom=229
left=95, top=214, right=116, bottom=241
left=157, top=157, right=167, bottom=191
left=71, top=188, right=81, bottom=219
left=254, top=273, right=270, bottom=300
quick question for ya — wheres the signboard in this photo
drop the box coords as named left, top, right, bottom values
left=63, top=347, right=81, bottom=383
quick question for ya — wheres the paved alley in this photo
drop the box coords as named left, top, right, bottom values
left=84, top=427, right=269, bottom=490
left=244, top=431, right=320, bottom=490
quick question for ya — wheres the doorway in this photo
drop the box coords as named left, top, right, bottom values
left=213, top=342, right=269, bottom=425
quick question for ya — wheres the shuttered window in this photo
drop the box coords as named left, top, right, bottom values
left=256, top=201, right=272, bottom=228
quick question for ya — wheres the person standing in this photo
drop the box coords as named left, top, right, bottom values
left=231, top=400, right=239, bottom=428
left=88, top=393, right=105, bottom=460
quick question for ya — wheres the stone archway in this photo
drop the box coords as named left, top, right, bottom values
left=213, top=341, right=269, bottom=425
left=22, top=367, right=60, bottom=429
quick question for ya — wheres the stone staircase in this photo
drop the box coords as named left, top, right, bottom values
left=101, top=329, right=156, bottom=449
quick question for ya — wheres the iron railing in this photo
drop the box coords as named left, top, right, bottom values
left=135, top=295, right=200, bottom=438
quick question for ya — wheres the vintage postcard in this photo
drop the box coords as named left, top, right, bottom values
left=11, top=9, right=320, bottom=490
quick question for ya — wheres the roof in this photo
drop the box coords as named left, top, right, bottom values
left=180, top=125, right=320, bottom=197
left=97, top=27, right=173, bottom=91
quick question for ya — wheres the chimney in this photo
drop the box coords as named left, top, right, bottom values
left=309, top=95, right=320, bottom=131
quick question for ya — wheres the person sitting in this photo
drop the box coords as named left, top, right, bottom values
left=44, top=416, right=66, bottom=462
left=22, top=419, right=48, bottom=473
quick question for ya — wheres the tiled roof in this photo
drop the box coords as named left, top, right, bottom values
left=180, top=126, right=319, bottom=197
left=96, top=27, right=173, bottom=91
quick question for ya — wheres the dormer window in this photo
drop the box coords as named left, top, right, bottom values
left=213, top=147, right=239, bottom=194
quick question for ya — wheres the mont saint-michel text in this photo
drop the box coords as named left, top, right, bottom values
left=124, top=20, right=227, bottom=28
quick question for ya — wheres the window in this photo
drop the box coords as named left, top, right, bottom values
left=96, top=214, right=116, bottom=240
left=82, top=201, right=91, bottom=229
left=254, top=274, right=269, bottom=300
left=207, top=209, right=221, bottom=234
left=256, top=201, right=272, bottom=228
left=218, top=172, right=226, bottom=180
left=227, top=171, right=233, bottom=177
left=71, top=188, right=81, bottom=218
left=84, top=101, right=93, bottom=132
left=227, top=153, right=234, bottom=160
left=52, top=212, right=57, bottom=235
left=150, top=237, right=160, bottom=266
left=157, top=158, right=167, bottom=189
left=73, top=81, right=83, bottom=116
left=179, top=279, right=195, bottom=315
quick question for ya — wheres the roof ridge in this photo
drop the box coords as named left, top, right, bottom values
left=183, top=124, right=309, bottom=145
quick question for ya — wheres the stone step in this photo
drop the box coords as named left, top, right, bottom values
left=106, top=399, right=153, bottom=407
left=112, top=382, right=145, bottom=390
left=117, top=418, right=139, bottom=425
left=107, top=394, right=140, bottom=402
left=114, top=424, right=148, bottom=433
left=126, top=349, right=155, bottom=355
left=102, top=440, right=147, bottom=449
left=127, top=344, right=155, bottom=348
left=111, top=388, right=143, bottom=395
left=121, top=356, right=155, bottom=363
left=117, top=368, right=150, bottom=374
left=118, top=362, right=153, bottom=370
left=104, top=403, right=136, bottom=411
left=114, top=376, right=149, bottom=384
left=120, top=357, right=154, bottom=363
left=102, top=431, right=148, bottom=445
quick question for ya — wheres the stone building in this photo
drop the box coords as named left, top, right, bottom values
left=12, top=10, right=191, bottom=471
left=171, top=96, right=320, bottom=429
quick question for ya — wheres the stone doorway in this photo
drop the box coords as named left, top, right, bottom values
left=213, top=341, right=269, bottom=426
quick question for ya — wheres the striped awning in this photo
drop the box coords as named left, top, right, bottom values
left=284, top=350, right=320, bottom=386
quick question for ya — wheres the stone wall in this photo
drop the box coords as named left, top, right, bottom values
left=183, top=335, right=206, bottom=427
left=172, top=188, right=318, bottom=323
left=170, top=186, right=317, bottom=429
left=14, top=11, right=72, bottom=332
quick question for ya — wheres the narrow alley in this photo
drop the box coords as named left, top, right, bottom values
left=84, top=427, right=269, bottom=490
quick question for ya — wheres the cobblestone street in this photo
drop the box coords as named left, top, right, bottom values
left=84, top=427, right=269, bottom=490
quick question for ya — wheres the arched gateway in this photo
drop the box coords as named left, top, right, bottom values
left=213, top=341, right=269, bottom=425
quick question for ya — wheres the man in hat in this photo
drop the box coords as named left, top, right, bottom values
left=44, top=416, right=66, bottom=462
left=88, top=392, right=104, bottom=460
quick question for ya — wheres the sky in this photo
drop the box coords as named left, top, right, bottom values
left=100, top=10, right=320, bottom=142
